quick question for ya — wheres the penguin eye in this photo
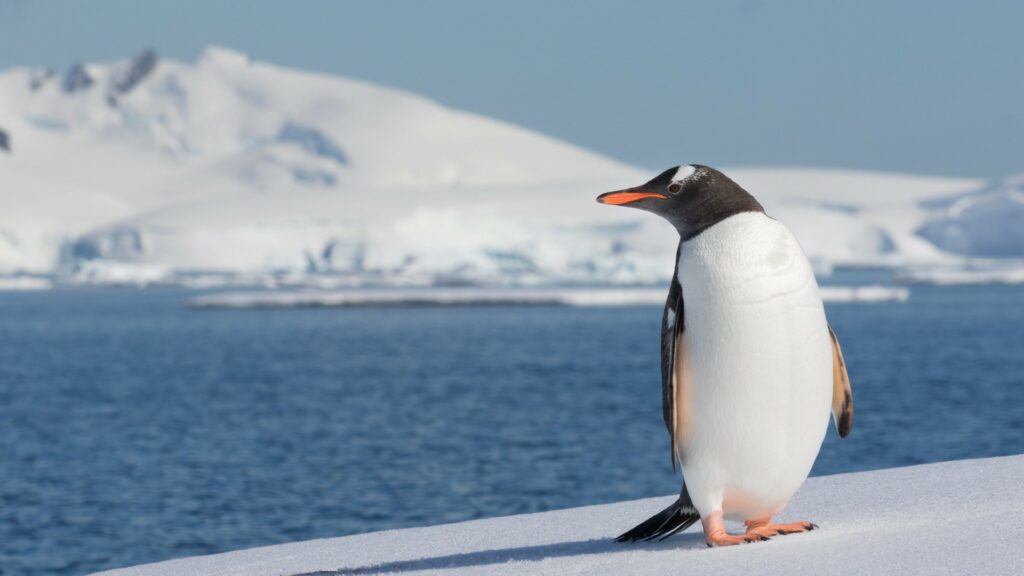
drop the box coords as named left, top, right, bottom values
left=668, top=182, right=682, bottom=194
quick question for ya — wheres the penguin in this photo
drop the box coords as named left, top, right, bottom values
left=597, top=165, right=853, bottom=547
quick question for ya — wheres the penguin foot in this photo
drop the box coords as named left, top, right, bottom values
left=702, top=511, right=770, bottom=547
left=705, top=531, right=769, bottom=547
left=744, top=518, right=818, bottom=538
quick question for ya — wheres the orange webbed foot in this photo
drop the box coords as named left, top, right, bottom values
left=705, top=530, right=769, bottom=547
left=702, top=511, right=771, bottom=547
left=745, top=518, right=818, bottom=538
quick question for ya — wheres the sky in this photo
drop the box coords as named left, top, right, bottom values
left=1, top=0, right=1022, bottom=178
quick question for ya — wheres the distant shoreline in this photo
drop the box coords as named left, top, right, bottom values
left=184, top=285, right=910, bottom=310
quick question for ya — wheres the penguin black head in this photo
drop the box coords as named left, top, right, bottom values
left=596, top=165, right=765, bottom=241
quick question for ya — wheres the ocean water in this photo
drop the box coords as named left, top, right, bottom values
left=1, top=284, right=1023, bottom=575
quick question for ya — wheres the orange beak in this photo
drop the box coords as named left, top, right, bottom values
left=596, top=190, right=668, bottom=205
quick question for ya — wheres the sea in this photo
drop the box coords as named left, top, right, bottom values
left=2, top=275, right=1022, bottom=575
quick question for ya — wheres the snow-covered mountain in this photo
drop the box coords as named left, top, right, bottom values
left=0, top=47, right=1012, bottom=286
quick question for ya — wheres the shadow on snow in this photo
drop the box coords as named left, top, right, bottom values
left=292, top=533, right=705, bottom=575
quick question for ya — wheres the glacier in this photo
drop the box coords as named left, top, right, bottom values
left=0, top=47, right=1014, bottom=287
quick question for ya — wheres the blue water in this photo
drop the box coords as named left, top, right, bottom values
left=2, top=285, right=1023, bottom=575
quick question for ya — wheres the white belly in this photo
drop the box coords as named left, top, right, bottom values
left=676, top=212, right=832, bottom=521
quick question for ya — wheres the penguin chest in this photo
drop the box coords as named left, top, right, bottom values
left=676, top=212, right=832, bottom=518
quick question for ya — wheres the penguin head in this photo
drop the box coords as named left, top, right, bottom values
left=596, top=165, right=764, bottom=240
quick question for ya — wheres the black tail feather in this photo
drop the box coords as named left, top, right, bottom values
left=615, top=486, right=700, bottom=542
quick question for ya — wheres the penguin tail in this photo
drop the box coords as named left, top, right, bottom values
left=615, top=486, right=700, bottom=542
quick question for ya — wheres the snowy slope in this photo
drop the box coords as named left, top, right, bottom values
left=0, top=155, right=133, bottom=270
left=0, top=47, right=645, bottom=278
left=0, top=47, right=1002, bottom=283
left=93, top=454, right=1024, bottom=576
left=918, top=172, right=1024, bottom=257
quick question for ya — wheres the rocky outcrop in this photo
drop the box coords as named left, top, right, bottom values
left=62, top=62, right=94, bottom=92
left=277, top=121, right=348, bottom=165
left=108, top=49, right=159, bottom=104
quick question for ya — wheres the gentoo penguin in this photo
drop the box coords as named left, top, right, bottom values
left=597, top=165, right=853, bottom=547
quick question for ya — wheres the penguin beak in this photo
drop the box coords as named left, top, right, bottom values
left=596, top=186, right=667, bottom=206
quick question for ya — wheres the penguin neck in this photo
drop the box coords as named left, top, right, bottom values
left=675, top=190, right=765, bottom=242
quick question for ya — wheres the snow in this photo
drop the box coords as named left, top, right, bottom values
left=67, top=260, right=172, bottom=287
left=0, top=276, right=52, bottom=291
left=818, top=285, right=909, bottom=302
left=0, top=157, right=133, bottom=272
left=92, top=454, right=1024, bottom=576
left=725, top=167, right=982, bottom=266
left=186, top=285, right=910, bottom=309
left=0, top=47, right=640, bottom=280
left=187, top=288, right=668, bottom=309
left=917, top=173, right=1024, bottom=257
left=0, top=47, right=1013, bottom=286
left=896, top=264, right=1024, bottom=285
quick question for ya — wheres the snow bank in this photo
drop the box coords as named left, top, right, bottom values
left=93, top=454, right=1024, bottom=576
left=187, top=288, right=667, bottom=308
left=67, top=260, right=172, bottom=287
left=896, top=264, right=1024, bottom=285
left=187, top=285, right=909, bottom=309
left=0, top=276, right=52, bottom=291
left=818, top=285, right=910, bottom=303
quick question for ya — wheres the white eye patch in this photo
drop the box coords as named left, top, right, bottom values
left=672, top=165, right=696, bottom=183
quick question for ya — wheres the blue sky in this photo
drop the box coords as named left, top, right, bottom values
left=1, top=0, right=1021, bottom=177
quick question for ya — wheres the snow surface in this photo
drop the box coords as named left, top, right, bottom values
left=0, top=48, right=1002, bottom=286
left=93, top=454, right=1024, bottom=576
left=187, top=285, right=910, bottom=309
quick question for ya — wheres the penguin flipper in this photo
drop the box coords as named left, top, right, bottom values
left=661, top=259, right=686, bottom=470
left=828, top=324, right=854, bottom=438
left=616, top=484, right=700, bottom=542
